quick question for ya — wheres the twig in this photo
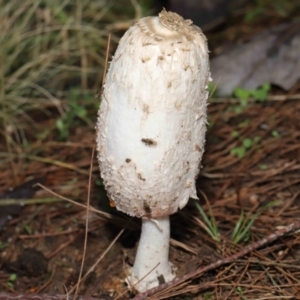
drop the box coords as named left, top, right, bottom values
left=234, top=259, right=300, bottom=270
left=209, top=93, right=300, bottom=103
left=35, top=183, right=113, bottom=220
left=0, top=153, right=90, bottom=175
left=132, top=221, right=300, bottom=300
left=36, top=183, right=138, bottom=231
left=46, top=237, right=75, bottom=259
left=36, top=266, right=56, bottom=293
left=101, top=33, right=111, bottom=90
left=0, top=294, right=100, bottom=300
left=18, top=229, right=79, bottom=239
left=73, top=146, right=95, bottom=299
left=67, top=229, right=124, bottom=295
left=0, top=198, right=62, bottom=206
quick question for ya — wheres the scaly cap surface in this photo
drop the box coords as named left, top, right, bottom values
left=97, top=9, right=210, bottom=218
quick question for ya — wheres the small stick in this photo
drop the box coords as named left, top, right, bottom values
left=36, top=266, right=56, bottom=294
left=132, top=221, right=300, bottom=300
left=73, top=146, right=95, bottom=300
left=67, top=229, right=124, bottom=295
left=0, top=198, right=62, bottom=206
left=101, top=33, right=111, bottom=90
left=209, top=93, right=300, bottom=103
left=0, top=294, right=98, bottom=300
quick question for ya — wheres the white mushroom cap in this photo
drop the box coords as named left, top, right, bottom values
left=97, top=9, right=210, bottom=218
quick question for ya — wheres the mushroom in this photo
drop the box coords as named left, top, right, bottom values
left=96, top=9, right=210, bottom=292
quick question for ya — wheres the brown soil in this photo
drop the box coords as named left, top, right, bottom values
left=0, top=98, right=300, bottom=300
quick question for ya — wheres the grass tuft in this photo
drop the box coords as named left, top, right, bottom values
left=0, top=0, right=147, bottom=145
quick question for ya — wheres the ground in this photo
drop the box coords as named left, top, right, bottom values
left=0, top=1, right=300, bottom=299
left=0, top=98, right=299, bottom=299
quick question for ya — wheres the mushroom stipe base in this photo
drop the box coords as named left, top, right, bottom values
left=129, top=216, right=175, bottom=291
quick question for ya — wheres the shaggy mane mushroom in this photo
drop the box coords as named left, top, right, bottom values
left=97, top=8, right=210, bottom=292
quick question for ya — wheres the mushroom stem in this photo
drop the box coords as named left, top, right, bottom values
left=130, top=216, right=175, bottom=292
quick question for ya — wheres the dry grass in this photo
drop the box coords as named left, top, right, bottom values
left=0, top=0, right=144, bottom=145
left=0, top=0, right=148, bottom=185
